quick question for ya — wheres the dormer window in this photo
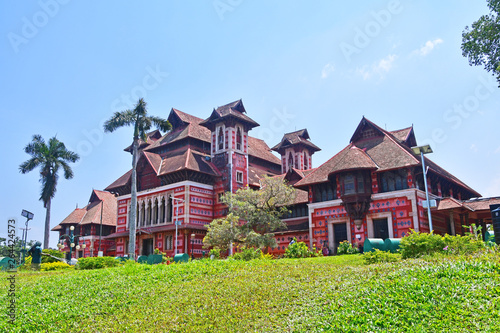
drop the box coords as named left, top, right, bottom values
left=236, top=127, right=242, bottom=151
left=340, top=171, right=371, bottom=196
left=218, top=127, right=224, bottom=150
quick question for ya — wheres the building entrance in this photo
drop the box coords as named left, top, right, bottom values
left=373, top=218, right=389, bottom=239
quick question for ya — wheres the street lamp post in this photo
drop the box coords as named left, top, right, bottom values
left=20, top=210, right=34, bottom=264
left=172, top=197, right=185, bottom=254
left=411, top=144, right=434, bottom=232
left=190, top=233, right=195, bottom=260
left=58, top=225, right=85, bottom=262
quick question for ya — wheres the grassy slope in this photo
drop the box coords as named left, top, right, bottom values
left=1, top=255, right=499, bottom=332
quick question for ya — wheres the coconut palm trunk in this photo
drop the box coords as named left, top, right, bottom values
left=104, top=98, right=171, bottom=260
left=44, top=198, right=51, bottom=249
left=129, top=139, right=138, bottom=259
left=20, top=135, right=79, bottom=249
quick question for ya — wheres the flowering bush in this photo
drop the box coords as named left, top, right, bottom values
left=337, top=241, right=359, bottom=255
left=40, top=261, right=73, bottom=271
left=284, top=238, right=322, bottom=258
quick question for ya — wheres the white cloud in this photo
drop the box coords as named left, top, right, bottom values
left=356, top=54, right=397, bottom=80
left=321, top=63, right=335, bottom=79
left=415, top=38, right=443, bottom=56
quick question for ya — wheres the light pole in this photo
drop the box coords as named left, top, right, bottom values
left=190, top=233, right=195, bottom=260
left=20, top=209, right=34, bottom=264
left=411, top=144, right=434, bottom=232
left=172, top=197, right=185, bottom=254
left=58, top=225, right=85, bottom=262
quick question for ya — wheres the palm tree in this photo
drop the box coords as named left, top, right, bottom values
left=19, top=135, right=80, bottom=249
left=104, top=98, right=171, bottom=259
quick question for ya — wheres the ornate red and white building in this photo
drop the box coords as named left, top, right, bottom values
left=54, top=100, right=497, bottom=258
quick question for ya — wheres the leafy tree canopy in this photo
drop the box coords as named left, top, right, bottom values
left=462, top=0, right=500, bottom=85
left=204, top=176, right=296, bottom=251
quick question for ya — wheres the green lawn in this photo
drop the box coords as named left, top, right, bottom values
left=1, top=254, right=499, bottom=332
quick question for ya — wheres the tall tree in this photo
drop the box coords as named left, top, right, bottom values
left=104, top=98, right=171, bottom=259
left=204, top=176, right=296, bottom=251
left=462, top=0, right=500, bottom=85
left=19, top=135, right=80, bottom=249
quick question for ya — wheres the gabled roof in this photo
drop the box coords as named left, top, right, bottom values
left=390, top=126, right=417, bottom=148
left=248, top=136, right=281, bottom=164
left=199, top=99, right=259, bottom=131
left=52, top=190, right=117, bottom=231
left=271, top=129, right=321, bottom=153
left=168, top=108, right=205, bottom=129
left=295, top=145, right=378, bottom=187
left=295, top=117, right=480, bottom=197
left=57, top=208, right=87, bottom=226
left=158, top=148, right=220, bottom=177
left=124, top=130, right=162, bottom=152
left=105, top=169, right=132, bottom=192
left=146, top=110, right=211, bottom=151
left=79, top=190, right=117, bottom=226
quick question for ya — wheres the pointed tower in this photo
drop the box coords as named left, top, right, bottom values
left=200, top=99, right=259, bottom=192
left=272, top=129, right=321, bottom=174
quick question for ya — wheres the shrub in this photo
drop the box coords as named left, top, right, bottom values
left=76, top=256, right=120, bottom=270
left=41, top=261, right=73, bottom=271
left=41, top=249, right=65, bottom=263
left=337, top=241, right=359, bottom=255
left=363, top=249, right=401, bottom=264
left=400, top=229, right=486, bottom=259
left=399, top=230, right=446, bottom=259
left=442, top=234, right=485, bottom=255
left=284, top=238, right=322, bottom=258
left=232, top=247, right=262, bottom=261
left=209, top=248, right=221, bottom=259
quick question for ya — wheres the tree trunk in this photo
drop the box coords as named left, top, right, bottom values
left=129, top=139, right=139, bottom=260
left=44, top=198, right=51, bottom=249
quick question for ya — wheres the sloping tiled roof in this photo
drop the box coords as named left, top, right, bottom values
left=295, top=145, right=378, bottom=186
left=124, top=130, right=162, bottom=152
left=57, top=208, right=87, bottom=226
left=158, top=148, right=220, bottom=176
left=248, top=164, right=282, bottom=187
left=437, top=197, right=468, bottom=211
left=355, top=135, right=419, bottom=171
left=143, top=151, right=162, bottom=174
left=105, top=169, right=132, bottom=191
left=272, top=129, right=321, bottom=153
left=80, top=190, right=117, bottom=226
left=248, top=136, right=281, bottom=164
left=462, top=197, right=500, bottom=211
left=199, top=99, right=259, bottom=130
left=296, top=117, right=479, bottom=197
left=53, top=190, right=117, bottom=231
left=390, top=127, right=412, bottom=142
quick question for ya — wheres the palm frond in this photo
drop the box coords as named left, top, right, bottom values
left=60, top=160, right=74, bottom=179
left=134, top=98, right=148, bottom=117
left=19, top=157, right=42, bottom=174
left=103, top=110, right=136, bottom=133
left=148, top=116, right=172, bottom=132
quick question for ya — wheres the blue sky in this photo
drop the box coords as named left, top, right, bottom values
left=1, top=0, right=499, bottom=247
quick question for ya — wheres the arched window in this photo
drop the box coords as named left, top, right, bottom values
left=288, top=152, right=294, bottom=170
left=236, top=127, right=242, bottom=151
left=167, top=195, right=173, bottom=222
left=218, top=127, right=224, bottom=150
left=304, top=152, right=308, bottom=169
